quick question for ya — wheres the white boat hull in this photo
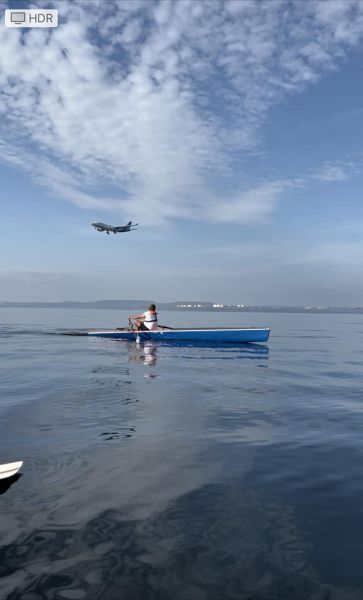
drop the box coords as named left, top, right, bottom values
left=0, top=461, right=23, bottom=480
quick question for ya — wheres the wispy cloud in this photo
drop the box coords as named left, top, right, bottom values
left=2, top=0, right=363, bottom=223
left=312, top=156, right=363, bottom=182
left=313, top=163, right=351, bottom=183
left=208, top=180, right=299, bottom=223
left=195, top=238, right=363, bottom=271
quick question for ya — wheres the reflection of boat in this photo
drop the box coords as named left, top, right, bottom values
left=143, top=341, right=157, bottom=365
left=88, top=327, right=270, bottom=344
left=127, top=341, right=158, bottom=365
left=0, top=461, right=23, bottom=480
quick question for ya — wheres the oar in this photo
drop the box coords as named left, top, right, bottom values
left=0, top=461, right=23, bottom=480
left=129, top=319, right=142, bottom=343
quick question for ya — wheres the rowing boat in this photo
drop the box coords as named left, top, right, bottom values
left=0, top=461, right=23, bottom=480
left=88, top=327, right=270, bottom=343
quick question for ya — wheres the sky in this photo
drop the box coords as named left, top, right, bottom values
left=1, top=0, right=363, bottom=305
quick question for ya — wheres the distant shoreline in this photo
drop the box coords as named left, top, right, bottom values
left=1, top=302, right=363, bottom=315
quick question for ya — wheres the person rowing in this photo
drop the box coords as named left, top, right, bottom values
left=128, top=303, right=158, bottom=331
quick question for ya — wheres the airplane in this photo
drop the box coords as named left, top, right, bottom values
left=91, top=221, right=138, bottom=234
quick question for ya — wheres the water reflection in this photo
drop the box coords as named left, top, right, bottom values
left=127, top=341, right=158, bottom=366
left=177, top=342, right=270, bottom=360
left=0, top=474, right=21, bottom=496
left=99, top=425, right=136, bottom=441
left=1, top=480, right=359, bottom=599
left=125, top=340, right=269, bottom=366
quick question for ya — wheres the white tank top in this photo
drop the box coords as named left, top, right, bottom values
left=143, top=310, right=158, bottom=331
left=143, top=310, right=158, bottom=323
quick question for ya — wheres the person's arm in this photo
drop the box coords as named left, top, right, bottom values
left=129, top=313, right=144, bottom=320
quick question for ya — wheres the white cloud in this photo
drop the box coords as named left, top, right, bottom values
left=209, top=180, right=294, bottom=224
left=1, top=0, right=363, bottom=224
left=312, top=158, right=362, bottom=182
left=314, top=164, right=350, bottom=183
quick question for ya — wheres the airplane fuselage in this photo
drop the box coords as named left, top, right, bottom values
left=91, top=222, right=138, bottom=234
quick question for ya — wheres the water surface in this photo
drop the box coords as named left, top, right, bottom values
left=1, top=308, right=363, bottom=599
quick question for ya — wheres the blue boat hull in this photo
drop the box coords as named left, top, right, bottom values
left=88, top=327, right=270, bottom=344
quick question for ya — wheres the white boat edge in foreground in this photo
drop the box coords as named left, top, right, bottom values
left=0, top=461, right=23, bottom=480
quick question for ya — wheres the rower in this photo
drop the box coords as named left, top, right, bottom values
left=128, top=304, right=158, bottom=331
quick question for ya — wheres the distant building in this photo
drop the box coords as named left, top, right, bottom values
left=176, top=302, right=244, bottom=310
left=212, top=303, right=244, bottom=309
left=177, top=303, right=204, bottom=309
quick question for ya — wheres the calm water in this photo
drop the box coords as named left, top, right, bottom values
left=1, top=308, right=363, bottom=600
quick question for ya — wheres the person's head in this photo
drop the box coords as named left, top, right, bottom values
left=148, top=303, right=156, bottom=311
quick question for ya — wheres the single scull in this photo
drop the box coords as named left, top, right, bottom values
left=88, top=327, right=270, bottom=344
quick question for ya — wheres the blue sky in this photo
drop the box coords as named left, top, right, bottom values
left=1, top=0, right=363, bottom=305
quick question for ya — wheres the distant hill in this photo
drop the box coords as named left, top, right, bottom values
left=0, top=300, right=213, bottom=310
left=1, top=300, right=363, bottom=314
